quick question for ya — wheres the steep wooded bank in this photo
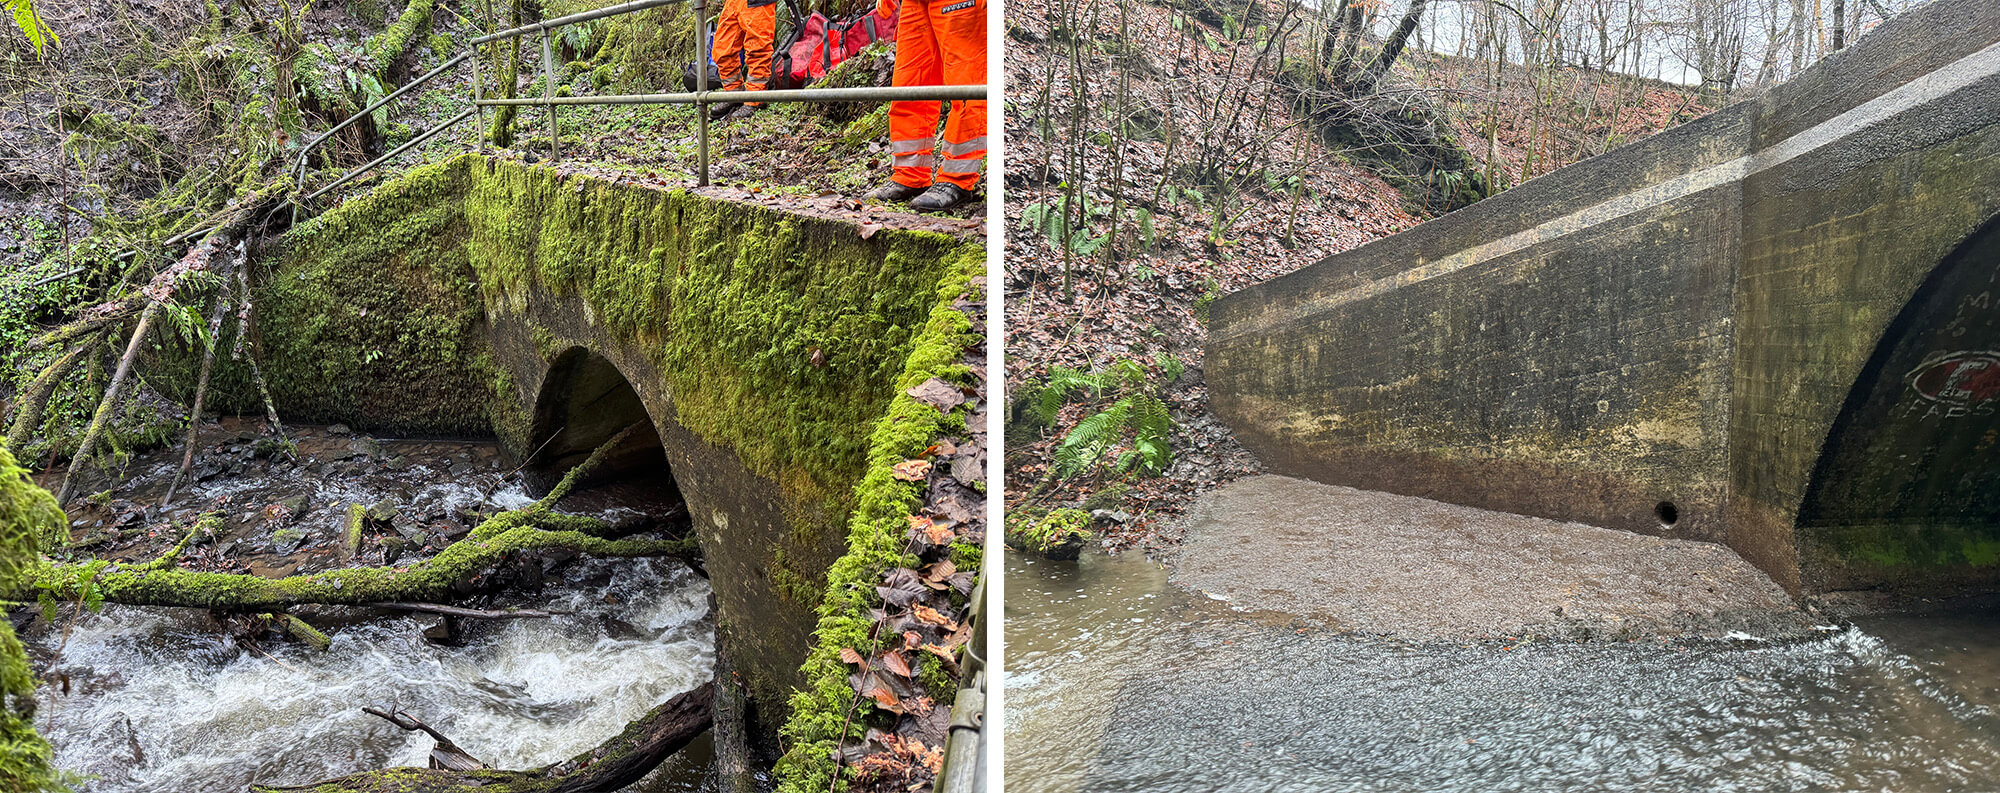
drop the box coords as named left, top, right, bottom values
left=1001, top=0, right=1720, bottom=553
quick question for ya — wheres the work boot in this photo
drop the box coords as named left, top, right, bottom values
left=865, top=181, right=928, bottom=203
left=910, top=183, right=973, bottom=212
left=707, top=102, right=740, bottom=121
left=726, top=104, right=759, bottom=121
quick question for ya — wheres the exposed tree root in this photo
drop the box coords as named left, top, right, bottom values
left=254, top=683, right=715, bottom=793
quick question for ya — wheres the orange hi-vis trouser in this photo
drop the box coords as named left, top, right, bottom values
left=714, top=0, right=778, bottom=105
left=883, top=0, right=986, bottom=191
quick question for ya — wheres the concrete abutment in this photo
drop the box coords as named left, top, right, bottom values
left=1209, top=0, right=2000, bottom=597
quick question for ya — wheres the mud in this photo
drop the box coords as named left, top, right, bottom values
left=1168, top=475, right=1806, bottom=640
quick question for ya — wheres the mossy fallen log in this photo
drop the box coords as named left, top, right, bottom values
left=253, top=682, right=715, bottom=793
left=17, top=425, right=692, bottom=613
left=11, top=514, right=693, bottom=612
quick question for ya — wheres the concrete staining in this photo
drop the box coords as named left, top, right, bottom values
left=1170, top=476, right=1800, bottom=640
left=1207, top=0, right=2000, bottom=596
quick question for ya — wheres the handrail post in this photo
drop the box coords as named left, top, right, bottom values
left=694, top=0, right=710, bottom=186
left=470, top=44, right=488, bottom=155
left=541, top=30, right=560, bottom=161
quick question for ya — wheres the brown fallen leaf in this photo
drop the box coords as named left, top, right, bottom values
left=911, top=604, right=958, bottom=630
left=840, top=647, right=866, bottom=666
left=859, top=222, right=883, bottom=239
left=870, top=686, right=904, bottom=714
left=891, top=459, right=931, bottom=481
left=920, top=643, right=962, bottom=677
left=905, top=377, right=964, bottom=413
left=879, top=650, right=913, bottom=678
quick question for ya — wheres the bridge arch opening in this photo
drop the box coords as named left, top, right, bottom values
left=524, top=347, right=681, bottom=510
left=1797, top=214, right=2000, bottom=587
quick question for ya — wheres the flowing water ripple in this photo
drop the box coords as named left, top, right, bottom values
left=1007, top=551, right=2000, bottom=793
left=30, top=556, right=714, bottom=792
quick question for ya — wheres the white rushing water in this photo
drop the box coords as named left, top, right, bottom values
left=29, top=556, right=713, bottom=792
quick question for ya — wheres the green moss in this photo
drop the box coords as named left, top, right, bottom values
left=774, top=256, right=982, bottom=793
left=182, top=156, right=491, bottom=435
left=0, top=448, right=64, bottom=789
left=1005, top=508, right=1092, bottom=556
left=364, top=0, right=437, bottom=68
left=460, top=161, right=974, bottom=514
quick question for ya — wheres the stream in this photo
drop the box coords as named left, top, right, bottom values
left=1007, top=523, right=2000, bottom=792
left=17, top=421, right=722, bottom=792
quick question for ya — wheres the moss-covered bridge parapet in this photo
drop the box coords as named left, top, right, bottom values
left=1207, top=0, right=2000, bottom=598
left=212, top=152, right=981, bottom=751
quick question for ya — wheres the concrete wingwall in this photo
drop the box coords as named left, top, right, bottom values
left=227, top=154, right=980, bottom=748
left=1207, top=0, right=2000, bottom=596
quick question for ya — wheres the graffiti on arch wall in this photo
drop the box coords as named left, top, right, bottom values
left=1902, top=350, right=2000, bottom=420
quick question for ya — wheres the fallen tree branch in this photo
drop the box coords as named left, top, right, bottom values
left=11, top=515, right=691, bottom=611
left=362, top=706, right=486, bottom=772
left=15, top=423, right=681, bottom=612
left=262, top=612, right=332, bottom=651
left=231, top=267, right=289, bottom=441
left=55, top=299, right=163, bottom=504
left=255, top=682, right=715, bottom=793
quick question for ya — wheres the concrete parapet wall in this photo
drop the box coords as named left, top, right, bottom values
left=1209, top=0, right=2000, bottom=596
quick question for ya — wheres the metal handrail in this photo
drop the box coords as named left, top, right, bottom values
left=469, top=0, right=688, bottom=44
left=474, top=84, right=989, bottom=105
left=302, top=107, right=480, bottom=202
left=292, top=51, right=471, bottom=185
left=934, top=571, right=987, bottom=793
left=292, top=0, right=988, bottom=212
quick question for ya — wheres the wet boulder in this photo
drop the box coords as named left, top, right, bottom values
left=271, top=527, right=309, bottom=555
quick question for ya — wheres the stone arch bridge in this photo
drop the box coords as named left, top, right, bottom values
left=1208, top=0, right=2000, bottom=597
left=188, top=153, right=981, bottom=742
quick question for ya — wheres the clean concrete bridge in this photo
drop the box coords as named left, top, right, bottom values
left=1208, top=0, right=2000, bottom=597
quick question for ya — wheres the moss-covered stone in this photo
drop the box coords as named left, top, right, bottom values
left=0, top=448, right=64, bottom=790
left=774, top=260, right=982, bottom=793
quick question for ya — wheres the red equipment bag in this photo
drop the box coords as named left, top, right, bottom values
left=786, top=2, right=899, bottom=87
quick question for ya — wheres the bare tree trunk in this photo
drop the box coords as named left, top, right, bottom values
left=1331, top=0, right=1368, bottom=87
left=1357, top=0, right=1432, bottom=95
left=5, top=345, right=90, bottom=458
left=162, top=245, right=241, bottom=507
left=56, top=302, right=162, bottom=505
